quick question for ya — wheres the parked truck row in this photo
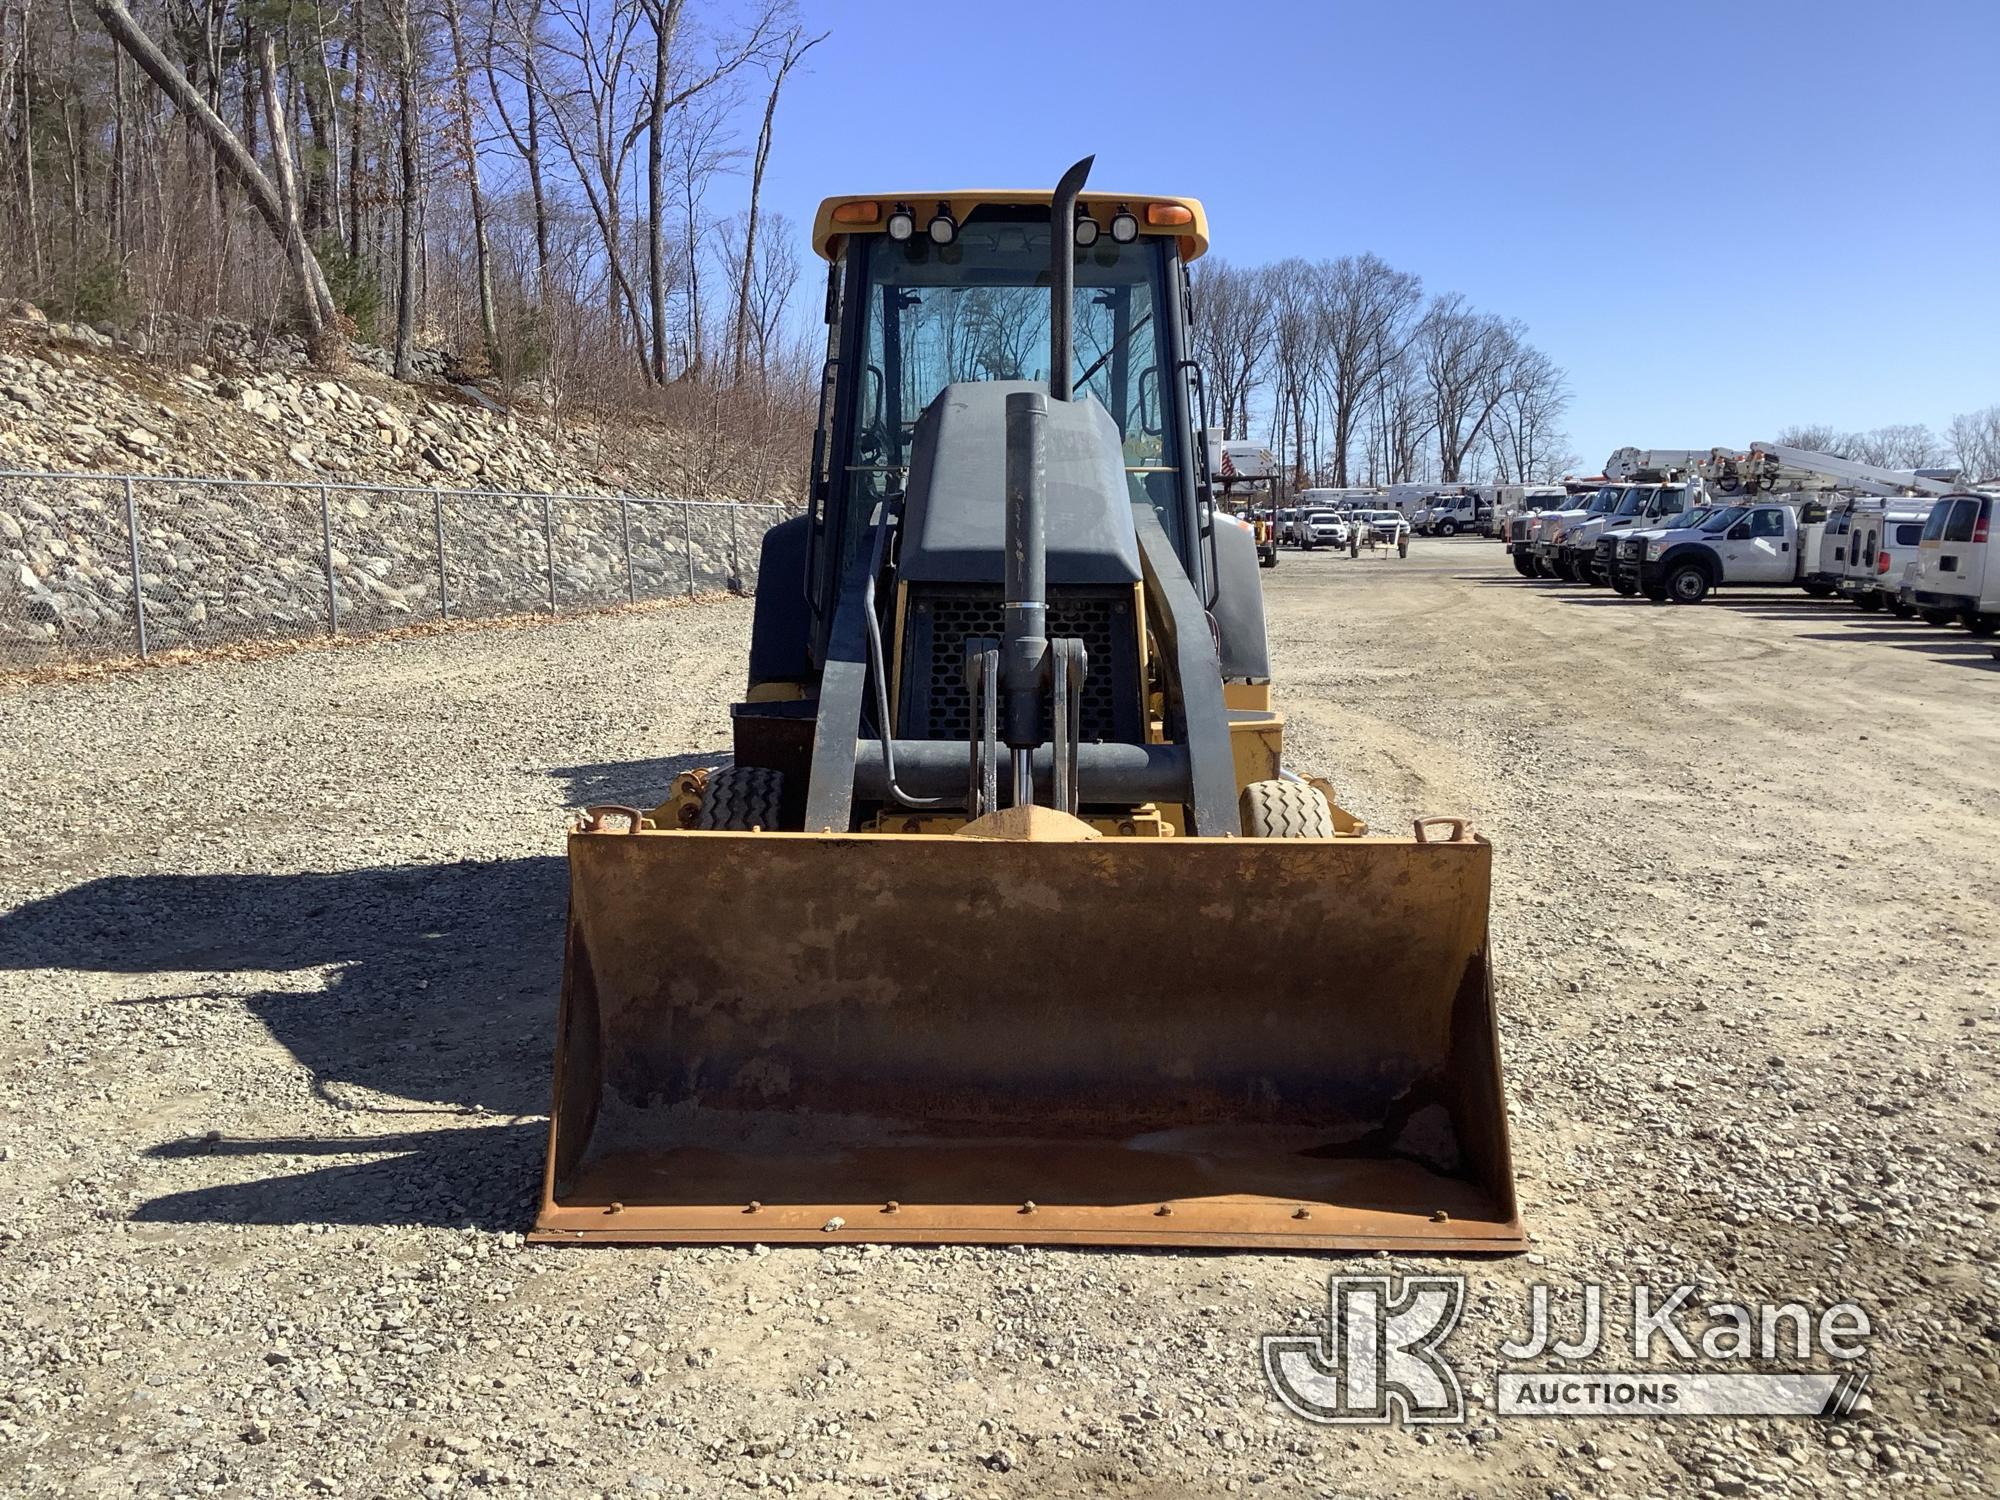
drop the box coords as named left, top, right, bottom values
left=1496, top=443, right=1999, bottom=644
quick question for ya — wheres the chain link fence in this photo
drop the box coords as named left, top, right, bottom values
left=0, top=470, right=795, bottom=669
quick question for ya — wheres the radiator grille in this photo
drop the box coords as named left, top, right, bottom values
left=902, top=587, right=1138, bottom=743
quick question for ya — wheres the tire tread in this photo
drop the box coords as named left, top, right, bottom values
left=1239, top=779, right=1335, bottom=838
left=696, top=766, right=784, bottom=831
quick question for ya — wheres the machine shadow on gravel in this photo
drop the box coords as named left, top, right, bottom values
left=0, top=855, right=571, bottom=1230
left=552, top=751, right=725, bottom=810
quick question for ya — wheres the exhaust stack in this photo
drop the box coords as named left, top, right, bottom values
left=1048, top=155, right=1092, bottom=402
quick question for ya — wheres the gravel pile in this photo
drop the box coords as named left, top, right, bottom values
left=0, top=548, right=1993, bottom=1497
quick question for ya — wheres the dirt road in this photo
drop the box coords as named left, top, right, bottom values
left=2, top=543, right=1995, bottom=1498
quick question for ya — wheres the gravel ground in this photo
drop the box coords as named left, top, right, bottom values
left=2, top=545, right=1996, bottom=1498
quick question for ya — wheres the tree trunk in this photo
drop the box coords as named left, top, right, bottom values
left=731, top=29, right=819, bottom=381
left=256, top=33, right=330, bottom=350
left=481, top=0, right=549, bottom=294
left=392, top=0, right=418, bottom=379
left=643, top=0, right=684, bottom=384
left=523, top=83, right=547, bottom=289
left=345, top=35, right=364, bottom=262
left=441, top=0, right=497, bottom=364
left=91, top=0, right=339, bottom=339
left=106, top=41, right=129, bottom=275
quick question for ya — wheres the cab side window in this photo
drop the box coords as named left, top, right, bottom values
left=1749, top=508, right=1786, bottom=538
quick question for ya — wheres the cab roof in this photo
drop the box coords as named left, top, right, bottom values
left=812, top=191, right=1209, bottom=262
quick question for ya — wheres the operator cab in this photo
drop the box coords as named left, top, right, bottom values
left=809, top=193, right=1211, bottom=655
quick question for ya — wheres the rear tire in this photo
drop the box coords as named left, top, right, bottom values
left=1240, top=779, right=1334, bottom=839
left=1965, top=611, right=2000, bottom=637
left=1889, top=599, right=1916, bottom=618
left=1855, top=591, right=1884, bottom=612
left=1920, top=608, right=1957, bottom=627
left=696, top=766, right=784, bottom=831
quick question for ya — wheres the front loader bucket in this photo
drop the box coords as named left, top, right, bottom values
left=536, top=826, right=1522, bottom=1251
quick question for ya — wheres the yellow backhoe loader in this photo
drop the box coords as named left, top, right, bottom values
left=535, top=160, right=1522, bottom=1251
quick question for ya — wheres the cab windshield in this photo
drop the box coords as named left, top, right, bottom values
left=1699, top=506, right=1748, bottom=532
left=1614, top=487, right=1654, bottom=517
left=850, top=210, right=1175, bottom=504
left=1586, top=487, right=1623, bottom=513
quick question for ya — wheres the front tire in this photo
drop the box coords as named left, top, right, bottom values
left=1240, top=779, right=1334, bottom=838
left=1965, top=611, right=2000, bottom=637
left=1552, top=553, right=1576, bottom=582
left=696, top=766, right=785, bottom=830
left=1855, top=592, right=1884, bottom=613
left=1612, top=573, right=1639, bottom=597
left=1921, top=608, right=1957, bottom=627
left=1437, top=521, right=1457, bottom=538
left=1664, top=562, right=1712, bottom=604
left=1890, top=599, right=1915, bottom=618
left=1512, top=552, right=1535, bottom=577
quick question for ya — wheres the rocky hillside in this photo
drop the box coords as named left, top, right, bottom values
left=0, top=300, right=789, bottom=501
left=0, top=301, right=802, bottom=666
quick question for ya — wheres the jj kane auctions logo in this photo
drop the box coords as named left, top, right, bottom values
left=1264, top=1276, right=1872, bottom=1425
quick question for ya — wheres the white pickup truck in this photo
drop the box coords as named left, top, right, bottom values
left=1571, top=482, right=1706, bottom=586
left=1614, top=501, right=1827, bottom=603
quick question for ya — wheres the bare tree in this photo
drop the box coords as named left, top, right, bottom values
left=1188, top=259, right=1273, bottom=442
left=1313, top=253, right=1421, bottom=485
left=256, top=31, right=329, bottom=353
left=1947, top=405, right=2000, bottom=483
left=482, top=0, right=552, bottom=291
left=1771, top=424, right=1850, bottom=455
left=1490, top=346, right=1575, bottom=481
left=89, top=0, right=339, bottom=349
left=730, top=23, right=819, bottom=379
left=440, top=0, right=498, bottom=363
left=719, top=206, right=798, bottom=377
left=1417, top=294, right=1518, bottom=482
left=390, top=0, right=420, bottom=377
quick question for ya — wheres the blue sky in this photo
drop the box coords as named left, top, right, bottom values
left=755, top=0, right=1999, bottom=470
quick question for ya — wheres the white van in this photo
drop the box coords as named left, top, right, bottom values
left=1902, top=492, right=1997, bottom=633
left=1805, top=502, right=1857, bottom=596
left=1838, top=501, right=1937, bottom=615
